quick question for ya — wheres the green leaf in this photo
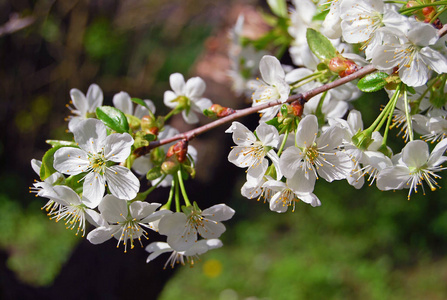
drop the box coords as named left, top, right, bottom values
left=40, top=145, right=77, bottom=180
left=357, top=72, right=389, bottom=93
left=46, top=140, right=77, bottom=147
left=131, top=98, right=148, bottom=110
left=143, top=134, right=157, bottom=142
left=146, top=166, right=162, bottom=181
left=312, top=9, right=329, bottom=21
left=65, top=173, right=85, bottom=194
left=96, top=106, right=129, bottom=133
left=267, top=0, right=287, bottom=18
left=306, top=28, right=337, bottom=63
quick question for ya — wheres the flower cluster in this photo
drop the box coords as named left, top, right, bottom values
left=31, top=0, right=447, bottom=270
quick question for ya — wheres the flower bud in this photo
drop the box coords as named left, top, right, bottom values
left=161, top=161, right=179, bottom=175
left=329, top=55, right=359, bottom=78
left=352, top=130, right=374, bottom=151
left=166, top=140, right=188, bottom=163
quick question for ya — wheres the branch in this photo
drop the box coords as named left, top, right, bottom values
left=133, top=64, right=376, bottom=157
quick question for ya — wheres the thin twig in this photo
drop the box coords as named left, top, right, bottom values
left=133, top=64, right=376, bottom=157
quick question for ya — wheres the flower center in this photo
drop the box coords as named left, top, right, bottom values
left=89, top=152, right=107, bottom=174
left=305, top=145, right=319, bottom=163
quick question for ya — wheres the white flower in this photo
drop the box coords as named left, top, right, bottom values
left=251, top=55, right=290, bottom=121
left=158, top=204, right=235, bottom=251
left=87, top=195, right=169, bottom=252
left=113, top=91, right=156, bottom=119
left=376, top=139, right=447, bottom=198
left=66, top=83, right=103, bottom=132
left=163, top=73, right=212, bottom=124
left=145, top=239, right=223, bottom=268
left=321, top=0, right=343, bottom=39
left=226, top=121, right=282, bottom=180
left=279, top=115, right=352, bottom=193
left=372, top=21, right=447, bottom=87
left=30, top=159, right=65, bottom=213
left=262, top=179, right=321, bottom=213
left=53, top=119, right=140, bottom=201
left=48, top=185, right=104, bottom=236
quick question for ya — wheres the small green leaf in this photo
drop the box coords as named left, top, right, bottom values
left=306, top=28, right=337, bottom=63
left=96, top=106, right=129, bottom=133
left=357, top=72, right=389, bottom=93
left=46, top=140, right=77, bottom=147
left=65, top=173, right=85, bottom=194
left=267, top=0, right=287, bottom=18
left=146, top=166, right=162, bottom=181
left=40, top=145, right=77, bottom=180
left=131, top=98, right=148, bottom=110
left=312, top=10, right=329, bottom=21
left=143, top=134, right=157, bottom=142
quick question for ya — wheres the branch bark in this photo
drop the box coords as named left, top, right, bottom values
left=134, top=64, right=377, bottom=157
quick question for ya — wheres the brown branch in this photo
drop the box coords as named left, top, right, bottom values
left=438, top=24, right=447, bottom=38
left=133, top=64, right=377, bottom=157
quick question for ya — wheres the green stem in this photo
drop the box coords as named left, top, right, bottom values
left=381, top=84, right=402, bottom=146
left=135, top=174, right=167, bottom=201
left=164, top=109, right=179, bottom=122
left=174, top=176, right=181, bottom=212
left=177, top=168, right=192, bottom=207
left=403, top=87, right=414, bottom=141
left=431, top=7, right=447, bottom=23
left=162, top=181, right=175, bottom=211
left=277, top=129, right=289, bottom=156
left=400, top=2, right=447, bottom=15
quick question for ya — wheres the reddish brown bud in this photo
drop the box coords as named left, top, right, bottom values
left=290, top=101, right=303, bottom=117
left=329, top=56, right=359, bottom=78
left=210, top=104, right=236, bottom=118
left=166, top=140, right=188, bottom=163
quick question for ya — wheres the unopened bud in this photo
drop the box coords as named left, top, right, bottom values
left=290, top=101, right=303, bottom=117
left=161, top=161, right=178, bottom=175
left=206, top=104, right=236, bottom=118
left=329, top=56, right=359, bottom=78
left=166, top=140, right=188, bottom=163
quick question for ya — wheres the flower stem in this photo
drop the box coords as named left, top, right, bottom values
left=174, top=176, right=181, bottom=212
left=177, top=169, right=192, bottom=207
left=277, top=129, right=289, bottom=156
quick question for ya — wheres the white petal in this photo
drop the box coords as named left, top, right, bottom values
left=86, top=83, right=103, bottom=112
left=225, top=121, right=256, bottom=146
left=53, top=147, right=89, bottom=175
left=376, top=166, right=411, bottom=190
left=428, top=139, right=447, bottom=167
left=113, top=91, right=133, bottom=115
left=182, top=110, right=199, bottom=124
left=402, top=140, right=429, bottom=168
left=52, top=185, right=82, bottom=206
left=129, top=201, right=161, bottom=220
left=31, top=159, right=42, bottom=175
left=259, top=55, right=285, bottom=85
left=87, top=226, right=115, bottom=244
left=73, top=119, right=108, bottom=154
left=70, top=88, right=88, bottom=115
left=103, top=133, right=134, bottom=162
left=197, top=220, right=226, bottom=239
left=164, top=90, right=178, bottom=108
left=82, top=172, right=106, bottom=205
left=170, top=73, right=186, bottom=95
left=256, top=122, right=279, bottom=147
left=99, top=194, right=127, bottom=223
left=296, top=115, right=318, bottom=147
left=145, top=242, right=173, bottom=263
left=202, top=204, right=235, bottom=222
left=279, top=146, right=304, bottom=178
left=288, top=167, right=316, bottom=193
left=105, top=165, right=140, bottom=200
left=185, top=77, right=206, bottom=99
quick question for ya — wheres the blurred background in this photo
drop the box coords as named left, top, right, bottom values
left=1, top=0, right=447, bottom=299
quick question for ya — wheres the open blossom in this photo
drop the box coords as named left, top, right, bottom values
left=377, top=139, right=447, bottom=198
left=372, top=20, right=447, bottom=87
left=226, top=121, right=282, bottom=181
left=87, top=195, right=169, bottom=252
left=262, top=179, right=321, bottom=213
left=146, top=239, right=223, bottom=269
left=48, top=185, right=104, bottom=237
left=67, top=83, right=103, bottom=132
left=53, top=119, right=140, bottom=201
left=164, top=73, right=212, bottom=124
left=158, top=204, right=235, bottom=251
left=251, top=55, right=290, bottom=121
left=279, top=114, right=352, bottom=193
